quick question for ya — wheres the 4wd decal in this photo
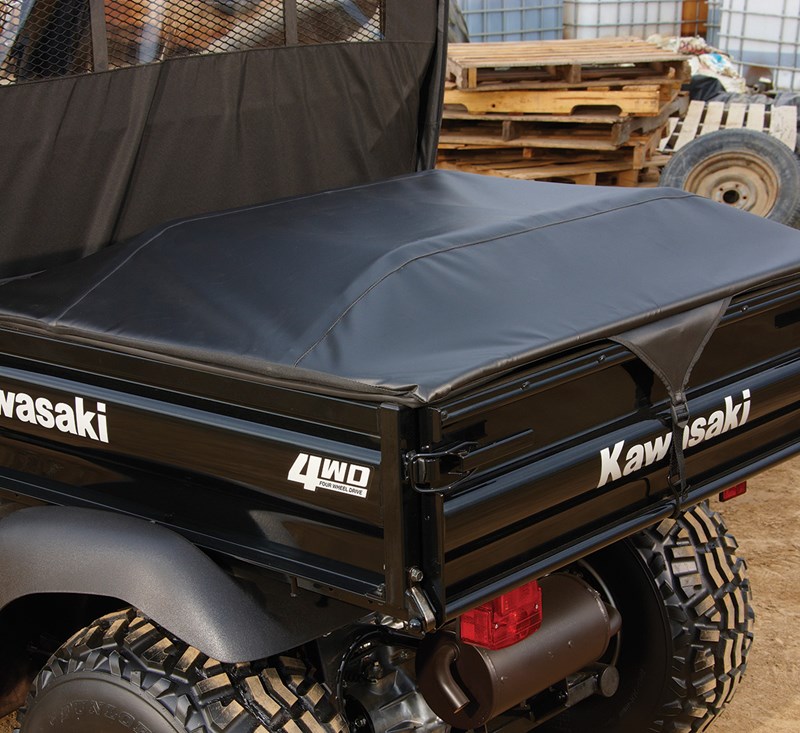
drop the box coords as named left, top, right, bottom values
left=0, top=386, right=109, bottom=444
left=597, top=389, right=751, bottom=489
left=288, top=453, right=371, bottom=498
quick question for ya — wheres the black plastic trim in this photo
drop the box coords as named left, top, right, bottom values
left=0, top=506, right=362, bottom=662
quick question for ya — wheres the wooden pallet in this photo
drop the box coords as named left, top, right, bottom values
left=438, top=153, right=644, bottom=187
left=447, top=38, right=689, bottom=90
left=437, top=124, right=666, bottom=187
left=438, top=130, right=663, bottom=168
left=636, top=153, right=674, bottom=187
left=440, top=119, right=632, bottom=151
left=445, top=83, right=680, bottom=118
left=660, top=99, right=798, bottom=152
left=437, top=150, right=638, bottom=185
left=440, top=95, right=689, bottom=153
left=448, top=72, right=687, bottom=94
left=627, top=126, right=669, bottom=170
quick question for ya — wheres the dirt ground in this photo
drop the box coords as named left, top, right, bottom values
left=1, top=459, right=798, bottom=733
left=710, top=458, right=800, bottom=732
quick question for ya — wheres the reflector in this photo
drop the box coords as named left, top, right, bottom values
left=460, top=579, right=543, bottom=650
left=719, top=482, right=747, bottom=502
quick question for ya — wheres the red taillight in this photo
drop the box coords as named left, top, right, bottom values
left=459, top=580, right=543, bottom=650
left=719, top=481, right=747, bottom=502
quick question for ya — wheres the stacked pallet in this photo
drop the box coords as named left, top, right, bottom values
left=437, top=38, right=690, bottom=186
left=660, top=99, right=798, bottom=153
left=625, top=100, right=800, bottom=187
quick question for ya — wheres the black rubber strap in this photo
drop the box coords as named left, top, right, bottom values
left=667, top=395, right=690, bottom=518
left=88, top=0, right=109, bottom=72
left=284, top=0, right=299, bottom=45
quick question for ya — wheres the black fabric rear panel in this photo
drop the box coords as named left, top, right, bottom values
left=0, top=0, right=442, bottom=279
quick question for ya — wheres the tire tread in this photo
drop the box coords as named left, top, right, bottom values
left=16, top=609, right=345, bottom=733
left=636, top=503, right=754, bottom=731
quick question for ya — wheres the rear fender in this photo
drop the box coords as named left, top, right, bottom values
left=0, top=505, right=361, bottom=663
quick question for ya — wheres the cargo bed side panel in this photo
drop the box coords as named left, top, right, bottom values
left=0, top=354, right=412, bottom=613
left=425, top=282, right=800, bottom=617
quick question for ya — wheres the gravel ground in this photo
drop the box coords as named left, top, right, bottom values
left=1, top=459, right=798, bottom=733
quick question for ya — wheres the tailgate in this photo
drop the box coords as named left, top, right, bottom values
left=412, top=279, right=800, bottom=619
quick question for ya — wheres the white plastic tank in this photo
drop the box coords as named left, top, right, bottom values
left=459, top=0, right=564, bottom=41
left=718, top=0, right=800, bottom=90
left=563, top=0, right=683, bottom=39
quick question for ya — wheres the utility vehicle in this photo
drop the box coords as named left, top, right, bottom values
left=1, top=2, right=799, bottom=732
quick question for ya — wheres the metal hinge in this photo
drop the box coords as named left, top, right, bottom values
left=405, top=567, right=437, bottom=632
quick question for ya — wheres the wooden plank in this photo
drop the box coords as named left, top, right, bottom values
left=659, top=116, right=680, bottom=152
left=633, top=93, right=689, bottom=134
left=447, top=39, right=688, bottom=67
left=446, top=39, right=689, bottom=89
left=442, top=110, right=630, bottom=125
left=492, top=159, right=635, bottom=181
left=673, top=99, right=705, bottom=150
left=645, top=153, right=673, bottom=169
left=437, top=143, right=503, bottom=150
left=447, top=58, right=469, bottom=89
left=628, top=126, right=665, bottom=169
left=437, top=148, right=635, bottom=169
left=438, top=148, right=625, bottom=165
left=444, top=88, right=664, bottom=117
left=615, top=169, right=641, bottom=187
left=441, top=114, right=633, bottom=146
left=769, top=106, right=798, bottom=150
left=453, top=73, right=683, bottom=94
left=682, top=0, right=709, bottom=36
left=458, top=63, right=687, bottom=89
left=438, top=130, right=623, bottom=152
left=725, top=103, right=747, bottom=129
left=555, top=64, right=581, bottom=84
left=746, top=104, right=766, bottom=131
left=700, top=101, right=725, bottom=135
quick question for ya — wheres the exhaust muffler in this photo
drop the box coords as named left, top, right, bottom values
left=416, top=573, right=621, bottom=728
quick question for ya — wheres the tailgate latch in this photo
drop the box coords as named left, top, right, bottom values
left=406, top=430, right=535, bottom=494
left=406, top=441, right=478, bottom=494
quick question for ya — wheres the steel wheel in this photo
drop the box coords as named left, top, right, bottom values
left=683, top=149, right=779, bottom=216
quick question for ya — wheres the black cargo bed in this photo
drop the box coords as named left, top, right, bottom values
left=0, top=171, right=800, bottom=619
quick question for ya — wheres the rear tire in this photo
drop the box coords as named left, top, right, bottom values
left=16, top=608, right=346, bottom=733
left=541, top=502, right=754, bottom=733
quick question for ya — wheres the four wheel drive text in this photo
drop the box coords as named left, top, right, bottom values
left=288, top=452, right=372, bottom=498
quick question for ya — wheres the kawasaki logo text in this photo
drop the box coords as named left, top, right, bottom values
left=597, top=389, right=751, bottom=489
left=0, top=386, right=109, bottom=444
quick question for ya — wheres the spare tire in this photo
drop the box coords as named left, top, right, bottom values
left=660, top=128, right=800, bottom=225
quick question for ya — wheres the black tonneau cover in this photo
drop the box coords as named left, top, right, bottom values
left=0, top=170, right=799, bottom=404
